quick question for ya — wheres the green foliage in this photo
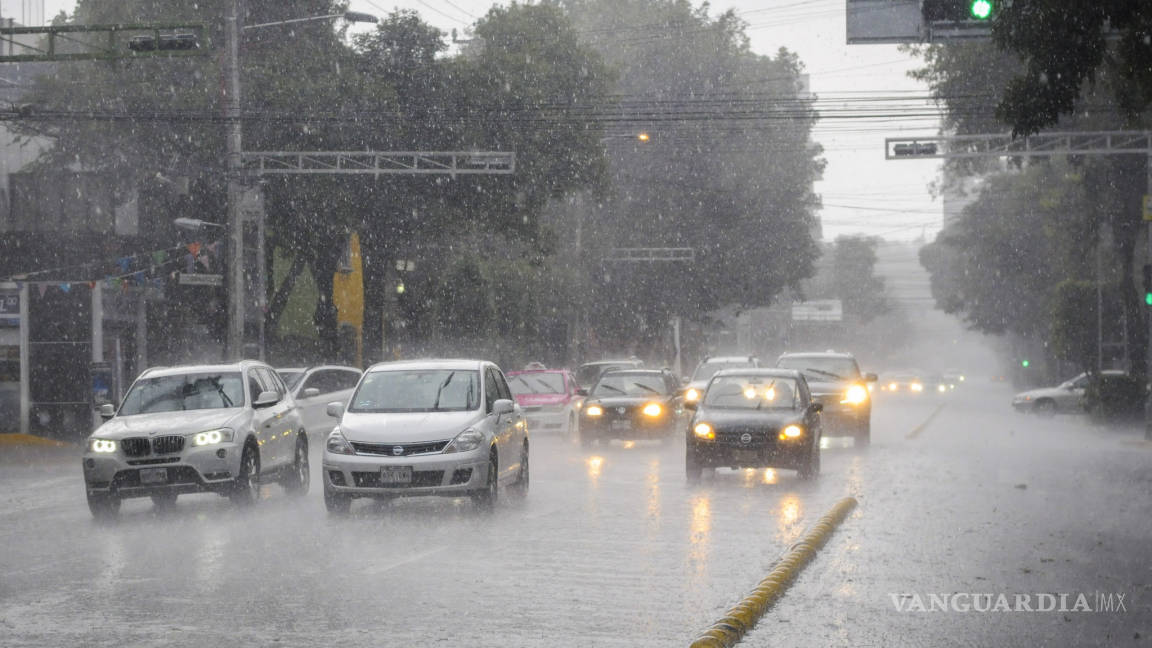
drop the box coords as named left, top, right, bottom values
left=831, top=236, right=888, bottom=325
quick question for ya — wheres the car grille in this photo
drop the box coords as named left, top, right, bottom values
left=351, top=441, right=450, bottom=457
left=152, top=435, right=185, bottom=454
left=715, top=427, right=773, bottom=448
left=350, top=470, right=445, bottom=488
left=121, top=437, right=151, bottom=457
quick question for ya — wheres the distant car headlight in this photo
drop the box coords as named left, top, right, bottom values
left=89, top=438, right=117, bottom=453
left=779, top=424, right=803, bottom=440
left=887, top=382, right=898, bottom=391
left=910, top=382, right=924, bottom=392
left=191, top=427, right=234, bottom=446
left=642, top=403, right=662, bottom=417
left=684, top=388, right=700, bottom=403
left=325, top=427, right=355, bottom=455
left=586, top=404, right=604, bottom=417
left=443, top=428, right=484, bottom=454
left=841, top=384, right=869, bottom=405
left=937, top=384, right=947, bottom=393
left=693, top=422, right=714, bottom=440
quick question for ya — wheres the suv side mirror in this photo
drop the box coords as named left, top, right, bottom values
left=302, top=387, right=321, bottom=398
left=254, top=390, right=281, bottom=408
left=99, top=403, right=116, bottom=419
left=810, top=402, right=824, bottom=413
left=326, top=402, right=345, bottom=418
left=864, top=373, right=878, bottom=382
left=493, top=399, right=515, bottom=416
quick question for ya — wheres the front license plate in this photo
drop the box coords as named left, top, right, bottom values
left=610, top=420, right=631, bottom=431
left=734, top=450, right=760, bottom=464
left=380, top=466, right=412, bottom=485
left=139, top=467, right=168, bottom=485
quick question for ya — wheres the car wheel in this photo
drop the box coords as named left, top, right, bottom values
left=1034, top=400, right=1056, bottom=417
left=510, top=442, right=529, bottom=498
left=282, top=433, right=310, bottom=496
left=229, top=442, right=260, bottom=506
left=323, top=483, right=351, bottom=515
left=686, top=448, right=702, bottom=483
left=472, top=449, right=499, bottom=510
left=797, top=443, right=821, bottom=480
left=87, top=491, right=120, bottom=520
left=855, top=422, right=871, bottom=448
left=150, top=492, right=177, bottom=509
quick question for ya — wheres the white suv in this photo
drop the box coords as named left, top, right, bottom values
left=322, top=359, right=528, bottom=515
left=82, top=361, right=309, bottom=519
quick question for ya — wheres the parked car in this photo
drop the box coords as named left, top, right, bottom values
left=276, top=365, right=362, bottom=437
left=686, top=369, right=823, bottom=481
left=82, top=361, right=310, bottom=519
left=776, top=351, right=875, bottom=446
left=574, top=358, right=644, bottom=389
left=682, top=355, right=760, bottom=405
left=1012, top=370, right=1126, bottom=416
left=579, top=368, right=684, bottom=446
left=321, top=359, right=528, bottom=514
left=506, top=368, right=585, bottom=437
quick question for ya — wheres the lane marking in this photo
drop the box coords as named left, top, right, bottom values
left=688, top=496, right=859, bottom=648
left=905, top=403, right=947, bottom=440
left=362, top=546, right=447, bottom=574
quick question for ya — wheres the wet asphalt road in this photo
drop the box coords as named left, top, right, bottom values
left=1, top=381, right=1150, bottom=647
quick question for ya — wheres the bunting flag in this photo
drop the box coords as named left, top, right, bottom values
left=37, top=284, right=47, bottom=298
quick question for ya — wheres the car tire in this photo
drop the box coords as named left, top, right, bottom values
left=87, top=491, right=120, bottom=520
left=229, top=442, right=260, bottom=506
left=855, top=422, right=871, bottom=447
left=150, top=492, right=177, bottom=509
left=1034, top=400, right=1056, bottom=417
left=797, top=443, right=821, bottom=480
left=323, top=483, right=351, bottom=515
left=281, top=433, right=310, bottom=496
left=510, top=442, right=529, bottom=498
left=472, top=450, right=499, bottom=510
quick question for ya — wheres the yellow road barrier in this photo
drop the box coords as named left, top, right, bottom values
left=0, top=433, right=72, bottom=448
left=689, top=496, right=859, bottom=648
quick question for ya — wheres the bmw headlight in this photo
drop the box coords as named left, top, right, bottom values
left=325, top=427, right=355, bottom=455
left=191, top=427, right=234, bottom=446
left=443, top=428, right=484, bottom=454
left=88, top=438, right=117, bottom=454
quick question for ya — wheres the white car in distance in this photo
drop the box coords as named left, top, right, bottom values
left=277, top=365, right=362, bottom=437
left=322, top=359, right=529, bottom=515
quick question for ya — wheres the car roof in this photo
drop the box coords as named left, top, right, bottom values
left=599, top=368, right=665, bottom=376
left=582, top=359, right=642, bottom=366
left=140, top=361, right=267, bottom=378
left=276, top=365, right=361, bottom=374
left=778, top=351, right=856, bottom=359
left=713, top=368, right=803, bottom=380
left=699, top=356, right=757, bottom=363
left=507, top=369, right=567, bottom=375
left=364, top=359, right=489, bottom=373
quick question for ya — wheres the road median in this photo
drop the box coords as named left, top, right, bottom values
left=689, top=496, right=859, bottom=648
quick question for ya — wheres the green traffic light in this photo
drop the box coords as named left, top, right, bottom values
left=970, top=0, right=993, bottom=20
left=1021, top=360, right=1030, bottom=368
left=1145, top=292, right=1152, bottom=306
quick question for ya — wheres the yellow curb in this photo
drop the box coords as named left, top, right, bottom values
left=0, top=433, right=73, bottom=448
left=689, top=496, right=859, bottom=648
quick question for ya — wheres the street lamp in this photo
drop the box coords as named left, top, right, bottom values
left=222, top=5, right=378, bottom=361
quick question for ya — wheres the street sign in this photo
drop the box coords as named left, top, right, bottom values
left=178, top=273, right=223, bottom=286
left=1143, top=195, right=1152, bottom=221
left=0, top=291, right=18, bottom=326
left=791, top=299, right=843, bottom=322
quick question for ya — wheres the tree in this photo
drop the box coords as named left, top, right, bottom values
left=830, top=236, right=888, bottom=325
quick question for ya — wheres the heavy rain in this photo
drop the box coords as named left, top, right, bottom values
left=1, top=0, right=1151, bottom=646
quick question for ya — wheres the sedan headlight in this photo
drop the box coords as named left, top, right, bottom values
left=325, top=427, right=355, bottom=455
left=88, top=438, right=117, bottom=453
left=684, top=388, right=700, bottom=403
left=642, top=403, right=663, bottom=417
left=841, top=384, right=869, bottom=405
left=910, top=382, right=924, bottom=392
left=779, top=424, right=803, bottom=440
left=191, top=427, right=234, bottom=446
left=443, top=428, right=485, bottom=454
left=693, top=422, right=714, bottom=440
left=585, top=404, right=604, bottom=417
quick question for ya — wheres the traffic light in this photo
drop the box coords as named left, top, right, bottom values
left=922, top=0, right=997, bottom=23
left=1021, top=359, right=1030, bottom=368
left=1143, top=264, right=1152, bottom=306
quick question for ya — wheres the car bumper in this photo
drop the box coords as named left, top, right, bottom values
left=322, top=447, right=489, bottom=498
left=583, top=416, right=676, bottom=439
left=818, top=404, right=869, bottom=432
left=690, top=439, right=809, bottom=469
left=523, top=409, right=567, bottom=434
left=82, top=442, right=242, bottom=499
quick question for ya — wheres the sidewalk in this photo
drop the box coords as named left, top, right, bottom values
left=0, top=433, right=79, bottom=465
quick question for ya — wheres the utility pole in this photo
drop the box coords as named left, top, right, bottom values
left=224, top=0, right=244, bottom=360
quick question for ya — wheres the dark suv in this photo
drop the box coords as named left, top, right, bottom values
left=776, top=351, right=876, bottom=446
left=579, top=368, right=684, bottom=446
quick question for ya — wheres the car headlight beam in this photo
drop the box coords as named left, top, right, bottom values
left=89, top=438, right=117, bottom=453
left=693, top=423, right=714, bottom=440
left=585, top=404, right=603, bottom=417
left=684, top=388, right=700, bottom=403
left=841, top=384, right=868, bottom=405
left=192, top=427, right=234, bottom=446
left=779, top=424, right=803, bottom=440
left=642, top=403, right=662, bottom=417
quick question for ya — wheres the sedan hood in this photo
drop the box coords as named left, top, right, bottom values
left=1013, top=386, right=1068, bottom=401
left=589, top=395, right=670, bottom=408
left=694, top=408, right=802, bottom=429
left=338, top=410, right=485, bottom=443
left=94, top=409, right=247, bottom=440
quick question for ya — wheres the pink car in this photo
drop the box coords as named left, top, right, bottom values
left=506, top=369, right=586, bottom=437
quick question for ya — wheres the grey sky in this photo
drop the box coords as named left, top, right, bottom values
left=13, top=0, right=946, bottom=242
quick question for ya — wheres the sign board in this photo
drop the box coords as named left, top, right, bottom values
left=1144, top=195, right=1152, bottom=221
left=178, top=273, right=223, bottom=287
left=0, top=292, right=18, bottom=326
left=791, top=299, right=843, bottom=322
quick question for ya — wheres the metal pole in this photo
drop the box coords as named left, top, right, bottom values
left=1146, top=152, right=1152, bottom=439
left=225, top=0, right=245, bottom=360
left=91, top=281, right=103, bottom=363
left=1096, top=232, right=1102, bottom=373
left=18, top=281, right=29, bottom=435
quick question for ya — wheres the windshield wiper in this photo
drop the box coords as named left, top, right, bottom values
left=803, top=368, right=843, bottom=380
left=531, top=378, right=557, bottom=393
left=598, top=384, right=626, bottom=394
left=432, top=372, right=456, bottom=410
left=208, top=377, right=233, bottom=408
left=633, top=382, right=660, bottom=394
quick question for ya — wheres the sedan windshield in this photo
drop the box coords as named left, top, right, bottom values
left=508, top=373, right=565, bottom=395
left=704, top=376, right=800, bottom=410
left=119, top=373, right=244, bottom=415
left=777, top=357, right=860, bottom=381
left=349, top=370, right=480, bottom=413
left=592, top=374, right=667, bottom=397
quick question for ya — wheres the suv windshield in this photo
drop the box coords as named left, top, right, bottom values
left=704, top=375, right=800, bottom=410
left=349, top=370, right=480, bottom=413
left=692, top=360, right=755, bottom=382
left=592, top=373, right=667, bottom=397
left=777, top=356, right=860, bottom=382
left=119, top=372, right=244, bottom=415
left=508, top=373, right=565, bottom=395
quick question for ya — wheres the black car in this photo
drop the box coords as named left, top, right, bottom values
left=776, top=351, right=875, bottom=446
left=580, top=368, right=684, bottom=446
left=686, top=369, right=823, bottom=482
